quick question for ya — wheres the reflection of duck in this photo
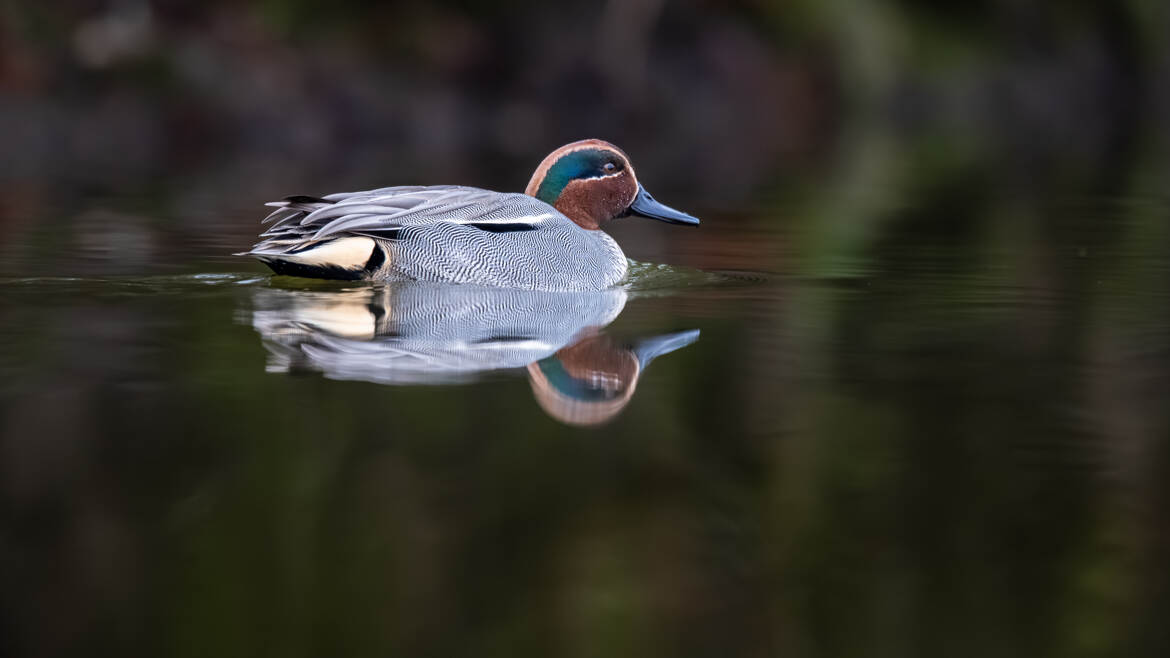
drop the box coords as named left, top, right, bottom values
left=248, top=283, right=698, bottom=425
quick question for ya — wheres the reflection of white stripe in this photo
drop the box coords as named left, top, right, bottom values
left=253, top=308, right=376, bottom=340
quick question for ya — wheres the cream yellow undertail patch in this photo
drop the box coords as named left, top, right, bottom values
left=283, top=237, right=376, bottom=269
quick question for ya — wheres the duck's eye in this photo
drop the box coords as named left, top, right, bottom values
left=603, top=161, right=618, bottom=172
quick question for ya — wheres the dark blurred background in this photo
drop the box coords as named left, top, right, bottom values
left=4, top=2, right=1170, bottom=658
left=6, top=0, right=1167, bottom=173
left=3, top=0, right=1169, bottom=271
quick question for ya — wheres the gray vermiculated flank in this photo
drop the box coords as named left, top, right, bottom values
left=246, top=185, right=629, bottom=291
left=249, top=283, right=629, bottom=384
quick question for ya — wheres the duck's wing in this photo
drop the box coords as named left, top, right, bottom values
left=249, top=185, right=560, bottom=254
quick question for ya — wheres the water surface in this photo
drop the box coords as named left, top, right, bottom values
left=1, top=172, right=1169, bottom=657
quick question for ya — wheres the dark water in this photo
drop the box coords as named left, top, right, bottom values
left=2, top=168, right=1170, bottom=657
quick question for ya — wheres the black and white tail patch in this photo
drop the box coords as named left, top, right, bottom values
left=259, top=237, right=385, bottom=281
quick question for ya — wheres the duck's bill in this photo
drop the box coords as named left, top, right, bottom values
left=633, top=329, right=701, bottom=367
left=630, top=184, right=700, bottom=225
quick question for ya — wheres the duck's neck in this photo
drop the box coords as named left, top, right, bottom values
left=549, top=179, right=607, bottom=230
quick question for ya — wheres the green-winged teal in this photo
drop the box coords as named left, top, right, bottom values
left=243, top=139, right=699, bottom=290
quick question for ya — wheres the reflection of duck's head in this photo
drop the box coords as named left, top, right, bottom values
left=527, top=329, right=700, bottom=427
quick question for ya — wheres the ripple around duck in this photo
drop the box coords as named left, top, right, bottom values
left=0, top=273, right=279, bottom=301
left=1, top=272, right=256, bottom=289
left=622, top=260, right=774, bottom=292
left=0, top=265, right=775, bottom=298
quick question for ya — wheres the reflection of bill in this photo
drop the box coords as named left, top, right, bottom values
left=247, top=283, right=698, bottom=426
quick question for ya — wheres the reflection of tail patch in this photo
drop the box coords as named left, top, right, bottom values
left=256, top=237, right=385, bottom=281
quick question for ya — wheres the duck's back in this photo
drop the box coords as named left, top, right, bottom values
left=247, top=185, right=627, bottom=290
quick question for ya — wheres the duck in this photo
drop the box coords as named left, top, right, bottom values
left=243, top=139, right=699, bottom=290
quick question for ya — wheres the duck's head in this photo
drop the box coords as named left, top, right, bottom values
left=525, top=139, right=700, bottom=230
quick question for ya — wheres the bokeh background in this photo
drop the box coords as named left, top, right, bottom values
left=3, top=1, right=1170, bottom=657
left=4, top=0, right=1169, bottom=275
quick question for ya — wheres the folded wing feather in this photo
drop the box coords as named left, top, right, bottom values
left=247, top=185, right=560, bottom=259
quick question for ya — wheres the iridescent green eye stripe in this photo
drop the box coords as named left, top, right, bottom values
left=534, top=149, right=610, bottom=204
